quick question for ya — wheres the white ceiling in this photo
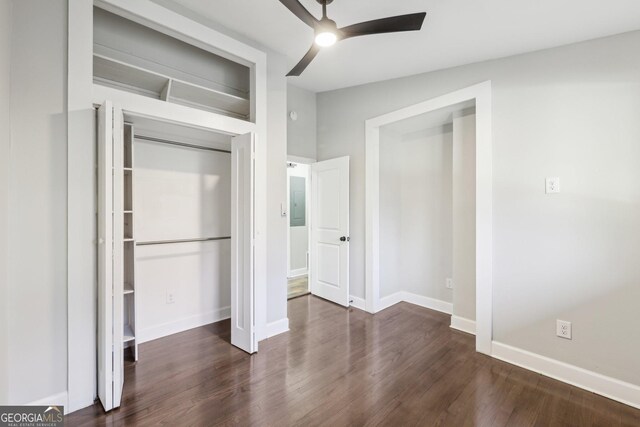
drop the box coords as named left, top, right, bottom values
left=167, top=0, right=640, bottom=92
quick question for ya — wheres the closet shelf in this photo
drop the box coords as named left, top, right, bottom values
left=124, top=238, right=135, bottom=242
left=93, top=54, right=250, bottom=120
left=123, top=324, right=135, bottom=343
left=124, top=284, right=134, bottom=295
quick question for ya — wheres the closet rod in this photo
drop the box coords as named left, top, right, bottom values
left=135, top=134, right=231, bottom=154
left=136, top=236, right=231, bottom=246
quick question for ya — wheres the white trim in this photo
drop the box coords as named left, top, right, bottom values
left=378, top=292, right=404, bottom=311
left=27, top=391, right=69, bottom=414
left=92, top=85, right=256, bottom=136
left=492, top=341, right=640, bottom=410
left=266, top=318, right=290, bottom=338
left=67, top=0, right=98, bottom=414
left=137, top=307, right=230, bottom=344
left=365, top=81, right=493, bottom=355
left=450, top=315, right=476, bottom=335
left=349, top=295, right=366, bottom=311
left=288, top=268, right=308, bottom=278
left=287, top=155, right=316, bottom=164
left=68, top=0, right=269, bottom=411
left=403, top=292, right=453, bottom=314
left=378, top=292, right=452, bottom=314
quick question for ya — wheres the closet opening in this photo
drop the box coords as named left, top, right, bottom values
left=378, top=100, right=477, bottom=330
left=97, top=107, right=256, bottom=411
left=365, top=81, right=493, bottom=354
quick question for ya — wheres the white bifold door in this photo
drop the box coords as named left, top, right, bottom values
left=97, top=101, right=257, bottom=412
left=97, top=101, right=124, bottom=412
left=310, top=156, right=350, bottom=307
left=230, top=132, right=257, bottom=353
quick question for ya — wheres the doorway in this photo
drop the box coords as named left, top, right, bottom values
left=365, top=81, right=493, bottom=355
left=97, top=104, right=257, bottom=411
left=287, top=162, right=310, bottom=299
left=285, top=157, right=351, bottom=306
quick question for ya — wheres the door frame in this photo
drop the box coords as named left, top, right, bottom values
left=67, top=0, right=268, bottom=412
left=364, top=81, right=493, bottom=355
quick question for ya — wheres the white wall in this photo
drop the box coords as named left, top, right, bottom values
left=287, top=164, right=309, bottom=276
left=317, top=30, right=640, bottom=386
left=0, top=0, right=12, bottom=404
left=5, top=0, right=68, bottom=404
left=452, top=113, right=476, bottom=321
left=379, top=126, right=453, bottom=302
left=287, top=84, right=316, bottom=160
left=134, top=140, right=232, bottom=341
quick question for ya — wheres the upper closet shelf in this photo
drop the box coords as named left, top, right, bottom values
left=93, top=54, right=251, bottom=120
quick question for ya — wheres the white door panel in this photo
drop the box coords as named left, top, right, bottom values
left=97, top=101, right=114, bottom=412
left=112, top=105, right=125, bottom=408
left=98, top=102, right=125, bottom=412
left=231, top=132, right=256, bottom=353
left=310, top=157, right=350, bottom=307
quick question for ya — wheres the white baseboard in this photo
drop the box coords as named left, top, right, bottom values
left=379, top=291, right=452, bottom=315
left=492, top=341, right=640, bottom=410
left=138, top=306, right=231, bottom=344
left=378, top=292, right=404, bottom=311
left=288, top=269, right=308, bottom=278
left=27, top=391, right=69, bottom=414
left=266, top=318, right=289, bottom=338
left=450, top=315, right=476, bottom=335
left=402, top=292, right=452, bottom=314
left=349, top=295, right=366, bottom=311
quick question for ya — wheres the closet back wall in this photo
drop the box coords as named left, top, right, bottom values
left=134, top=139, right=231, bottom=343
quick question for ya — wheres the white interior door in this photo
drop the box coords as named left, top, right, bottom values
left=231, top=133, right=257, bottom=353
left=310, top=156, right=350, bottom=307
left=97, top=101, right=125, bottom=412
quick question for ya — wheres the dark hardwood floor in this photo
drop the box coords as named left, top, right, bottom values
left=66, top=296, right=640, bottom=426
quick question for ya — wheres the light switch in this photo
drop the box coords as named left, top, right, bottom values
left=546, top=177, right=560, bottom=194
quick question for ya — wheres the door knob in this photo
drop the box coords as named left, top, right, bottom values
left=340, top=236, right=350, bottom=242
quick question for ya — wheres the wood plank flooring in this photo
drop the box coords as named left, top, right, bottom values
left=66, top=296, right=640, bottom=426
left=287, top=275, right=309, bottom=299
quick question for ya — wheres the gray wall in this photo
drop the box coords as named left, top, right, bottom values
left=4, top=0, right=68, bottom=403
left=0, top=0, right=12, bottom=404
left=380, top=126, right=453, bottom=302
left=317, top=30, right=640, bottom=386
left=287, top=84, right=316, bottom=160
left=452, top=114, right=476, bottom=321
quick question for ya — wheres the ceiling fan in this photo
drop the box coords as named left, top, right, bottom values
left=279, top=0, right=427, bottom=76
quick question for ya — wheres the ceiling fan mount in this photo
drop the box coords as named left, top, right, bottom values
left=279, top=0, right=427, bottom=76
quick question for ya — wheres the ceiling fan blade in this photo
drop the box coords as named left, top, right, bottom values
left=340, top=12, right=426, bottom=39
left=279, top=0, right=318, bottom=29
left=287, top=44, right=321, bottom=76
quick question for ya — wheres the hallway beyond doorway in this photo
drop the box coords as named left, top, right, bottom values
left=288, top=275, right=309, bottom=299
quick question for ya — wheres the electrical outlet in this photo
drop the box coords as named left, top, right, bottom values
left=166, top=289, right=176, bottom=304
left=546, top=177, right=560, bottom=194
left=556, top=320, right=572, bottom=339
left=446, top=278, right=454, bottom=289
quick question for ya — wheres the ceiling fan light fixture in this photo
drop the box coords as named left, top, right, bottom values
left=315, top=31, right=337, bottom=47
